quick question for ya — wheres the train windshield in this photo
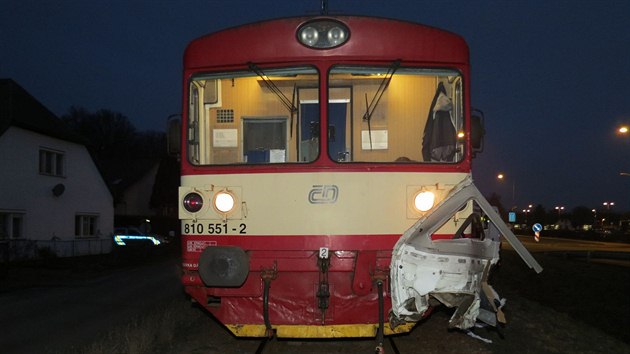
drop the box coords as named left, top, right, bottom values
left=328, top=66, right=464, bottom=163
left=187, top=66, right=319, bottom=165
left=186, top=65, right=464, bottom=166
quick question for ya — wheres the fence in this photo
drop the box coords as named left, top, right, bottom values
left=0, top=238, right=113, bottom=262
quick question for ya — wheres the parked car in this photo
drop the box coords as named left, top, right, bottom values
left=113, top=227, right=166, bottom=247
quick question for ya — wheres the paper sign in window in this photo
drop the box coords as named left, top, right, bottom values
left=361, top=130, right=388, bottom=150
left=213, top=129, right=238, bottom=147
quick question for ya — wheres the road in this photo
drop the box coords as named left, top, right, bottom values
left=0, top=255, right=183, bottom=354
left=507, top=235, right=630, bottom=267
left=512, top=234, right=630, bottom=253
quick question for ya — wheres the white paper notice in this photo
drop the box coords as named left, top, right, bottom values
left=361, top=130, right=388, bottom=150
left=213, top=129, right=238, bottom=147
left=269, top=149, right=286, bottom=162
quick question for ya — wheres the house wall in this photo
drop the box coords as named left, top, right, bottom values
left=0, top=126, right=114, bottom=244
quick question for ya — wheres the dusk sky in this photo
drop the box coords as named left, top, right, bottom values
left=2, top=0, right=630, bottom=212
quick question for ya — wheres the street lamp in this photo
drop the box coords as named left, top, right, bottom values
left=522, top=207, right=532, bottom=224
left=497, top=172, right=515, bottom=208
left=603, top=202, right=615, bottom=210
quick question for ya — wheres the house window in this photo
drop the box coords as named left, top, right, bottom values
left=0, top=211, right=24, bottom=239
left=75, top=214, right=98, bottom=238
left=39, top=148, right=65, bottom=176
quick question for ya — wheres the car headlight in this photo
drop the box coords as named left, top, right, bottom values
left=214, top=191, right=235, bottom=214
left=414, top=191, right=436, bottom=212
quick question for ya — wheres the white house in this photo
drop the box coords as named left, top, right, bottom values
left=0, top=79, right=114, bottom=258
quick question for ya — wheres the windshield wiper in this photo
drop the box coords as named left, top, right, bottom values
left=362, top=59, right=401, bottom=149
left=249, top=62, right=298, bottom=136
left=362, top=59, right=401, bottom=123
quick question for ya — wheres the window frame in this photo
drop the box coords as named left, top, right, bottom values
left=75, top=214, right=99, bottom=238
left=39, top=147, right=65, bottom=177
left=0, top=210, right=25, bottom=239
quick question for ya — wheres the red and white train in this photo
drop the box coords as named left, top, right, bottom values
left=170, top=13, right=541, bottom=343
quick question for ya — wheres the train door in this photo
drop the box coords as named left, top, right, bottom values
left=299, top=100, right=348, bottom=162
left=328, top=101, right=348, bottom=161
left=300, top=102, right=319, bottom=162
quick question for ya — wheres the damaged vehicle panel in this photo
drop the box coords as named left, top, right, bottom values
left=390, top=176, right=542, bottom=330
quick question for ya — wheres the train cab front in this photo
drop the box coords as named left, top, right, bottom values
left=177, top=169, right=485, bottom=338
left=174, top=15, right=543, bottom=340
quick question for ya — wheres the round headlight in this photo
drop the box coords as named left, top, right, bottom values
left=299, top=26, right=319, bottom=46
left=327, top=26, right=346, bottom=46
left=414, top=191, right=436, bottom=212
left=297, top=20, right=349, bottom=49
left=183, top=192, right=204, bottom=213
left=214, top=191, right=235, bottom=213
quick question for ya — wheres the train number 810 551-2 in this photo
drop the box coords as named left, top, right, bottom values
left=183, top=222, right=247, bottom=235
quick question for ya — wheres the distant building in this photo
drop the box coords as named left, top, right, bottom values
left=107, top=158, right=161, bottom=217
left=101, top=156, right=179, bottom=238
left=0, top=79, right=113, bottom=259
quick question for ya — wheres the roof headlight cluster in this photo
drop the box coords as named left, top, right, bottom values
left=297, top=19, right=349, bottom=49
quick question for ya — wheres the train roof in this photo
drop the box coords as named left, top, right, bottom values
left=184, top=16, right=469, bottom=70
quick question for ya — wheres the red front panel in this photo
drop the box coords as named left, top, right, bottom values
left=182, top=234, right=398, bottom=326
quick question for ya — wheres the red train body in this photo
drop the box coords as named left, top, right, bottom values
left=174, top=14, right=541, bottom=340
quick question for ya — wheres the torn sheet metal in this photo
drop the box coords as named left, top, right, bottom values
left=390, top=175, right=542, bottom=330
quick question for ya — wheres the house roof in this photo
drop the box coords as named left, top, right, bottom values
left=0, top=78, right=86, bottom=144
left=101, top=158, right=161, bottom=193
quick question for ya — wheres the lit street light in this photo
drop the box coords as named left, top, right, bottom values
left=497, top=172, right=515, bottom=208
left=603, top=201, right=615, bottom=210
left=522, top=206, right=532, bottom=224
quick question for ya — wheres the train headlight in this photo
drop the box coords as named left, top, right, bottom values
left=327, top=26, right=347, bottom=46
left=414, top=191, right=436, bottom=212
left=299, top=26, right=319, bottom=46
left=297, top=20, right=349, bottom=49
left=183, top=192, right=204, bottom=213
left=214, top=191, right=235, bottom=213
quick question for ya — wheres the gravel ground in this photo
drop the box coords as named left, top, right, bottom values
left=4, top=248, right=629, bottom=354
left=157, top=251, right=630, bottom=354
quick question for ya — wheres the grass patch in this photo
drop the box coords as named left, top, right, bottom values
left=71, top=299, right=199, bottom=354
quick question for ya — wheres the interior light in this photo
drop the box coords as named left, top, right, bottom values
left=214, top=191, right=235, bottom=213
left=414, top=191, right=436, bottom=212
